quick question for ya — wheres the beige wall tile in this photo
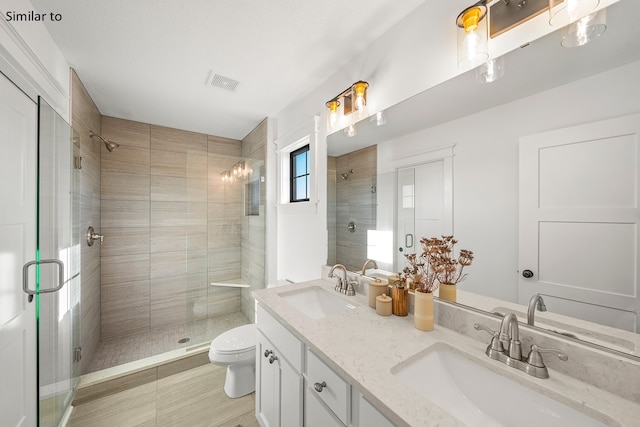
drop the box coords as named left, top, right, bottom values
left=101, top=280, right=150, bottom=311
left=102, top=116, right=151, bottom=149
left=101, top=304, right=150, bottom=340
left=150, top=226, right=189, bottom=253
left=207, top=287, right=242, bottom=317
left=100, top=227, right=149, bottom=257
left=101, top=254, right=150, bottom=285
left=101, top=171, right=150, bottom=200
left=150, top=149, right=187, bottom=177
left=208, top=135, right=242, bottom=156
left=150, top=202, right=207, bottom=227
left=151, top=125, right=207, bottom=154
left=101, top=145, right=150, bottom=175
left=151, top=176, right=207, bottom=202
left=149, top=298, right=195, bottom=329
left=102, top=200, right=150, bottom=228
left=150, top=251, right=187, bottom=279
left=150, top=274, right=207, bottom=304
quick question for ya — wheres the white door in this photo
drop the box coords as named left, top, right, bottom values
left=0, top=74, right=37, bottom=425
left=519, top=114, right=640, bottom=332
left=396, top=160, right=451, bottom=271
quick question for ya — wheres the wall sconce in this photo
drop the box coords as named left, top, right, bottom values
left=560, top=8, right=606, bottom=47
left=456, top=1, right=489, bottom=69
left=549, top=0, right=600, bottom=27
left=325, top=80, right=369, bottom=132
left=221, top=161, right=251, bottom=183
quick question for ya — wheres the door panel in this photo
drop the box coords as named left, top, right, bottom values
left=0, top=73, right=37, bottom=427
left=519, top=114, right=640, bottom=332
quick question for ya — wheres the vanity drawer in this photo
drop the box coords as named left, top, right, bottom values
left=306, top=348, right=350, bottom=425
left=256, top=303, right=303, bottom=372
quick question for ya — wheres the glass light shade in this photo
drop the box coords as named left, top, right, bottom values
left=345, top=124, right=357, bottom=138
left=457, top=5, right=489, bottom=69
left=371, top=111, right=386, bottom=126
left=561, top=8, right=606, bottom=47
left=476, top=56, right=505, bottom=83
left=549, top=0, right=600, bottom=26
left=353, top=81, right=368, bottom=111
left=325, top=99, right=340, bottom=132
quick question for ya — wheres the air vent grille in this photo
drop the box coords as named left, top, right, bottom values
left=206, top=72, right=240, bottom=92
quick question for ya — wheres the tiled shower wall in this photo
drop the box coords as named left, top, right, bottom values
left=332, top=145, right=377, bottom=272
left=70, top=70, right=102, bottom=373
left=99, top=117, right=266, bottom=340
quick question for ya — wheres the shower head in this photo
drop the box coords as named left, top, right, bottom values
left=90, top=131, right=120, bottom=153
left=340, top=169, right=354, bottom=180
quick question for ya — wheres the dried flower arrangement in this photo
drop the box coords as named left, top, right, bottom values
left=402, top=235, right=474, bottom=293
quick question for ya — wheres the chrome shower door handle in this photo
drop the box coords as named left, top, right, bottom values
left=22, top=258, right=66, bottom=301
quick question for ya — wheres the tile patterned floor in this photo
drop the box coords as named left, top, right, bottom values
left=68, top=363, right=260, bottom=427
left=87, top=312, right=251, bottom=373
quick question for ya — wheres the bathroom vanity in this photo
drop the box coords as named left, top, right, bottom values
left=253, top=276, right=640, bottom=426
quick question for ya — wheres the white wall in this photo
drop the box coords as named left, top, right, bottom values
left=0, top=0, right=69, bottom=118
left=377, top=60, right=640, bottom=302
left=270, top=0, right=620, bottom=285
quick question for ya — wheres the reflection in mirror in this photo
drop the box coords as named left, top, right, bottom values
left=326, top=0, right=640, bottom=359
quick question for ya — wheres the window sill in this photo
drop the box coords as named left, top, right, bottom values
left=276, top=200, right=318, bottom=215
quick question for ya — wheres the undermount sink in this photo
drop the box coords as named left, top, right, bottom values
left=391, top=343, right=613, bottom=427
left=278, top=286, right=356, bottom=319
left=492, top=307, right=636, bottom=354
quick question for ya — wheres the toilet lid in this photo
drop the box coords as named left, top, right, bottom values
left=211, top=324, right=256, bottom=354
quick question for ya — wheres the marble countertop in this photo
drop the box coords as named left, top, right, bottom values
left=253, top=278, right=640, bottom=427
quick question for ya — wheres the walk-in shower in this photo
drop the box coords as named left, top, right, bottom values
left=85, top=119, right=267, bottom=375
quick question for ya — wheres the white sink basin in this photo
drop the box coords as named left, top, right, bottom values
left=391, top=343, right=612, bottom=427
left=278, top=286, right=356, bottom=319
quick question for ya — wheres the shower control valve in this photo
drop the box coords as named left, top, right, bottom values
left=86, top=226, right=104, bottom=246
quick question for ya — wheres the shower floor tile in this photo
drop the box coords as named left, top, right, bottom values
left=86, top=311, right=250, bottom=374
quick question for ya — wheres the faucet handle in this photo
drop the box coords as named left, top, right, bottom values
left=473, top=323, right=504, bottom=352
left=526, top=344, right=568, bottom=368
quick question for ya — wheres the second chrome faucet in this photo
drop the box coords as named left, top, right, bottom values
left=475, top=311, right=568, bottom=378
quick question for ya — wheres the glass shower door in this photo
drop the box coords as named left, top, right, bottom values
left=36, top=97, right=80, bottom=426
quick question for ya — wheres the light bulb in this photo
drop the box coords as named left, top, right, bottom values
left=345, top=124, right=357, bottom=138
left=352, top=81, right=368, bottom=111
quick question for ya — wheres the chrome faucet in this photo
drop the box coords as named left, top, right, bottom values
left=474, top=311, right=568, bottom=379
left=499, top=312, right=522, bottom=360
left=527, top=294, right=547, bottom=326
left=361, top=259, right=378, bottom=276
left=329, top=264, right=357, bottom=296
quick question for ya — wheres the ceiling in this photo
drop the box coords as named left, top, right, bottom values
left=29, top=0, right=426, bottom=140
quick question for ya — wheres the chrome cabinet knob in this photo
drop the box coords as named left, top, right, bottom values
left=268, top=354, right=278, bottom=364
left=264, top=349, right=273, bottom=358
left=314, top=381, right=327, bottom=392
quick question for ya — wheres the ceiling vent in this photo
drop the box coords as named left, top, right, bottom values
left=206, top=71, right=240, bottom=92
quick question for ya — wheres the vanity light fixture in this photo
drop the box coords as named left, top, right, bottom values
left=549, top=0, right=600, bottom=27
left=476, top=55, right=505, bottom=83
left=560, top=8, right=606, bottom=47
left=325, top=80, right=369, bottom=132
left=456, top=1, right=489, bottom=69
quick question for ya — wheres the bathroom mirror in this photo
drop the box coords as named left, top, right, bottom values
left=327, top=0, right=640, bottom=359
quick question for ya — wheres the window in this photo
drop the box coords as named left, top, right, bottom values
left=290, top=144, right=310, bottom=202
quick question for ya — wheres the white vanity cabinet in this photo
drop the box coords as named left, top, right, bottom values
left=255, top=305, right=304, bottom=427
left=256, top=302, right=395, bottom=427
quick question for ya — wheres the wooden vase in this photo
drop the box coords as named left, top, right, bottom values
left=438, top=283, right=457, bottom=302
left=413, top=290, right=434, bottom=331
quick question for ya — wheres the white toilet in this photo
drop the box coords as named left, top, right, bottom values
left=208, top=323, right=256, bottom=398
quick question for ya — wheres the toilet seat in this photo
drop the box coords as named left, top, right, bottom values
left=209, top=324, right=256, bottom=363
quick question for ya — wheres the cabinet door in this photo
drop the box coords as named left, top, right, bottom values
left=279, top=355, right=303, bottom=427
left=305, top=389, right=344, bottom=427
left=256, top=331, right=279, bottom=427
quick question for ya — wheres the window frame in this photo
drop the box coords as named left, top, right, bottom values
left=289, top=144, right=310, bottom=203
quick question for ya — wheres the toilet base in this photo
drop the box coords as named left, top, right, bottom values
left=224, top=363, right=256, bottom=398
